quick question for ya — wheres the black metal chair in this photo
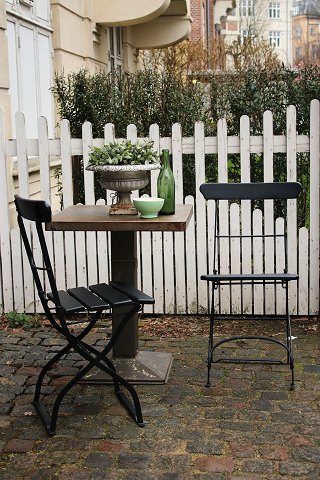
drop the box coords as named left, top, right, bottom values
left=199, top=182, right=302, bottom=390
left=14, top=195, right=155, bottom=435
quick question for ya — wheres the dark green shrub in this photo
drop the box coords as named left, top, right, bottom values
left=52, top=65, right=319, bottom=225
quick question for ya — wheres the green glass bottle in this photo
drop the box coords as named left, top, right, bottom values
left=157, top=149, right=175, bottom=215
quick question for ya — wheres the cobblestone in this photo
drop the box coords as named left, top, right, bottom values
left=0, top=322, right=319, bottom=479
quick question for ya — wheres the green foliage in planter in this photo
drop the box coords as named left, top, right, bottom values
left=88, top=140, right=160, bottom=166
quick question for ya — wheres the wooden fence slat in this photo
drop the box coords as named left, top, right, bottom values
left=185, top=195, right=197, bottom=313
left=230, top=203, right=241, bottom=313
left=152, top=231, right=164, bottom=314
left=53, top=230, right=66, bottom=291
left=172, top=123, right=186, bottom=313
left=309, top=99, right=320, bottom=315
left=149, top=123, right=160, bottom=197
left=298, top=227, right=309, bottom=314
left=207, top=197, right=219, bottom=314
left=195, top=121, right=207, bottom=312
left=96, top=199, right=110, bottom=284
left=286, top=105, right=298, bottom=315
left=263, top=110, right=275, bottom=314
left=60, top=119, right=76, bottom=289
left=217, top=118, right=230, bottom=313
left=16, top=112, right=34, bottom=312
left=163, top=231, right=175, bottom=313
left=253, top=209, right=263, bottom=315
left=38, top=116, right=51, bottom=203
left=104, top=124, right=116, bottom=205
left=139, top=231, right=153, bottom=314
left=82, top=121, right=97, bottom=285
left=275, top=217, right=286, bottom=315
left=0, top=108, right=13, bottom=311
left=240, top=115, right=252, bottom=315
left=10, top=228, right=24, bottom=312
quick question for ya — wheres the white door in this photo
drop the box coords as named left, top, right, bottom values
left=6, top=4, right=54, bottom=137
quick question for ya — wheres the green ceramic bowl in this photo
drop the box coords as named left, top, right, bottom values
left=133, top=197, right=164, bottom=218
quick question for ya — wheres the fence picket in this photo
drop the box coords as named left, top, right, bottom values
left=240, top=115, right=252, bottom=315
left=60, top=120, right=76, bottom=289
left=185, top=195, right=197, bottom=313
left=82, top=121, right=97, bottom=286
left=217, top=118, right=229, bottom=313
left=38, top=116, right=51, bottom=203
left=195, top=122, right=207, bottom=312
left=230, top=203, right=241, bottom=313
left=263, top=110, right=275, bottom=314
left=286, top=105, right=298, bottom=315
left=309, top=99, right=320, bottom=315
left=10, top=228, right=24, bottom=312
left=298, top=227, right=309, bottom=314
left=163, top=231, right=175, bottom=313
left=253, top=209, right=263, bottom=314
left=172, top=123, right=186, bottom=313
left=0, top=108, right=13, bottom=311
left=16, top=112, right=34, bottom=312
left=275, top=217, right=286, bottom=314
left=96, top=199, right=110, bottom=284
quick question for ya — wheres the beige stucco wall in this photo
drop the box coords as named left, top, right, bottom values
left=51, top=1, right=113, bottom=74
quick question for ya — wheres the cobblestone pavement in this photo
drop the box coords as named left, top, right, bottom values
left=0, top=320, right=319, bottom=479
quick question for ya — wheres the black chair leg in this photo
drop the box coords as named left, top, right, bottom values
left=206, top=315, right=214, bottom=387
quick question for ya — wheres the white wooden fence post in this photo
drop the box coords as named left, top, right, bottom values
left=263, top=110, right=275, bottom=315
left=240, top=115, right=252, bottom=315
left=286, top=105, right=298, bottom=315
left=0, top=108, right=13, bottom=312
left=309, top=99, right=320, bottom=315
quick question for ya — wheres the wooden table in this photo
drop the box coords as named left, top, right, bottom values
left=47, top=204, right=193, bottom=384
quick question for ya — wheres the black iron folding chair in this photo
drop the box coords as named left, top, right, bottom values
left=14, top=195, right=154, bottom=435
left=199, top=182, right=302, bottom=390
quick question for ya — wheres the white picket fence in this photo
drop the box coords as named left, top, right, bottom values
left=0, top=101, right=319, bottom=316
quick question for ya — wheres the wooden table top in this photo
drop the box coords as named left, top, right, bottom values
left=47, top=204, right=193, bottom=232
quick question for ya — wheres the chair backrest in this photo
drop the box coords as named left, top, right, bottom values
left=199, top=182, right=302, bottom=200
left=14, top=195, right=61, bottom=313
left=199, top=182, right=302, bottom=277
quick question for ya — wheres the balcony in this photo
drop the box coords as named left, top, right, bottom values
left=92, top=0, right=192, bottom=48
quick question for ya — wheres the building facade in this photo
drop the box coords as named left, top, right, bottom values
left=189, top=0, right=293, bottom=66
left=236, top=0, right=293, bottom=65
left=292, top=0, right=320, bottom=66
left=1, top=0, right=192, bottom=139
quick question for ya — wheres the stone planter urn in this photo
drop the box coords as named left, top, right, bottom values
left=86, top=163, right=160, bottom=215
left=86, top=140, right=160, bottom=215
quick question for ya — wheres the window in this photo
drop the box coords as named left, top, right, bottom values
left=269, top=3, right=280, bottom=19
left=311, top=44, right=319, bottom=58
left=240, top=29, right=255, bottom=42
left=109, top=27, right=122, bottom=71
left=310, top=27, right=315, bottom=35
left=295, top=26, right=302, bottom=38
left=269, top=31, right=280, bottom=47
left=295, top=47, right=302, bottom=59
left=239, top=0, right=254, bottom=17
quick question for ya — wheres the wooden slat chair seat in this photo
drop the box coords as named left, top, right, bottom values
left=199, top=182, right=302, bottom=390
left=14, top=195, right=154, bottom=436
